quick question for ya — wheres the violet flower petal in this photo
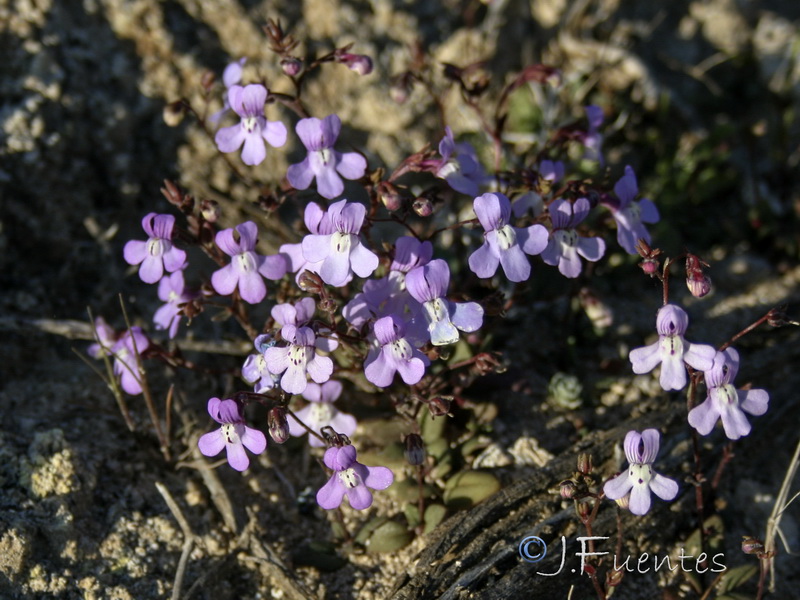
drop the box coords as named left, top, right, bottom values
left=198, top=430, right=225, bottom=457
left=317, top=475, right=346, bottom=509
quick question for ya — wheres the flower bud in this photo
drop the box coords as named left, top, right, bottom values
left=268, top=406, right=290, bottom=444
left=163, top=100, right=186, bottom=127
left=378, top=182, right=404, bottom=212
left=426, top=395, right=451, bottom=417
left=686, top=274, right=712, bottom=298
left=685, top=253, right=711, bottom=297
left=766, top=306, right=799, bottom=327
left=640, top=258, right=659, bottom=276
left=200, top=199, right=220, bottom=223
left=297, top=270, right=324, bottom=294
left=559, top=479, right=577, bottom=499
left=339, top=53, right=373, bottom=76
left=635, top=240, right=662, bottom=277
left=403, top=434, right=426, bottom=466
left=741, top=536, right=765, bottom=555
left=280, top=57, right=303, bottom=77
left=577, top=453, right=593, bottom=475
left=412, top=196, right=434, bottom=217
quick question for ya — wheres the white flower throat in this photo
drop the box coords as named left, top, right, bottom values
left=629, top=464, right=653, bottom=487
left=554, top=229, right=578, bottom=250
left=331, top=232, right=353, bottom=254
left=147, top=238, right=166, bottom=257
left=243, top=116, right=258, bottom=133
left=338, top=468, right=361, bottom=489
left=236, top=252, right=257, bottom=272
left=495, top=225, right=516, bottom=251
left=221, top=423, right=242, bottom=445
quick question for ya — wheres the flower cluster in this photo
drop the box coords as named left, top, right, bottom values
left=92, top=46, right=776, bottom=538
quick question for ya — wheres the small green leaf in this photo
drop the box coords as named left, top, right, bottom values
left=404, top=503, right=421, bottom=529
left=459, top=435, right=487, bottom=459
left=717, top=564, right=758, bottom=594
left=419, top=407, right=447, bottom=445
left=426, top=438, right=449, bottom=461
left=423, top=504, right=447, bottom=534
left=357, top=441, right=407, bottom=472
left=355, top=516, right=388, bottom=545
left=388, top=476, right=436, bottom=503
left=443, top=470, right=501, bottom=510
left=365, top=519, right=413, bottom=553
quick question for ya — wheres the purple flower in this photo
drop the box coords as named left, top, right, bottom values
left=512, top=160, right=564, bottom=218
left=272, top=297, right=338, bottom=352
left=287, top=114, right=367, bottom=199
left=209, top=58, right=246, bottom=124
left=123, top=213, right=187, bottom=284
left=343, top=236, right=433, bottom=328
left=540, top=198, right=605, bottom=278
left=390, top=236, right=434, bottom=273
left=242, top=334, right=280, bottom=393
left=405, top=259, right=483, bottom=346
left=365, top=315, right=429, bottom=387
left=272, top=296, right=316, bottom=329
left=279, top=201, right=343, bottom=284
left=153, top=270, right=197, bottom=338
left=629, top=304, right=717, bottom=391
left=197, top=397, right=267, bottom=471
left=113, top=328, right=150, bottom=395
left=608, top=166, right=660, bottom=254
left=316, top=445, right=394, bottom=510
left=434, top=127, right=487, bottom=196
left=603, top=429, right=678, bottom=516
left=469, top=192, right=548, bottom=282
left=300, top=200, right=379, bottom=287
left=264, top=325, right=333, bottom=394
left=288, top=381, right=357, bottom=448
left=211, top=221, right=287, bottom=304
left=88, top=318, right=149, bottom=395
left=688, top=348, right=769, bottom=440
left=88, top=316, right=116, bottom=359
left=214, top=84, right=287, bottom=166
left=582, top=105, right=604, bottom=166
left=100, top=327, right=150, bottom=395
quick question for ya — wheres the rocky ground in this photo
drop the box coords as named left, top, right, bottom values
left=2, top=0, right=800, bottom=598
